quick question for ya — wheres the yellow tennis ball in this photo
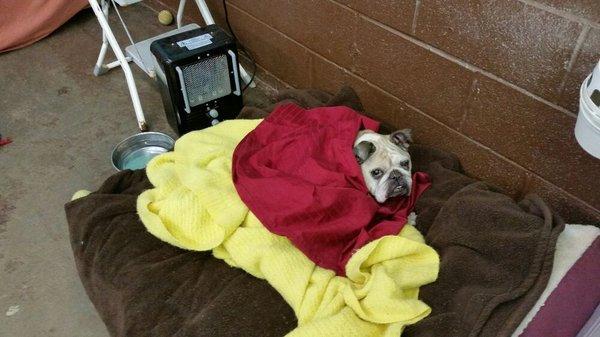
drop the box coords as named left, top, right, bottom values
left=158, top=10, right=173, bottom=26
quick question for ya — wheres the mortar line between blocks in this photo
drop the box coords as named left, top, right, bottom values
left=354, top=11, right=578, bottom=119
left=517, top=0, right=600, bottom=29
left=557, top=25, right=590, bottom=96
left=457, top=78, right=479, bottom=132
left=230, top=0, right=579, bottom=121
left=140, top=1, right=160, bottom=14
left=411, top=0, right=421, bottom=35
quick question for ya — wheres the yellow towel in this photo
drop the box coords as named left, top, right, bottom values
left=137, top=120, right=439, bottom=337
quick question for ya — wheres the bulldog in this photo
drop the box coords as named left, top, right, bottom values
left=353, top=129, right=413, bottom=203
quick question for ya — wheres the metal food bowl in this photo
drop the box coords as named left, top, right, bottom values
left=111, top=132, right=175, bottom=171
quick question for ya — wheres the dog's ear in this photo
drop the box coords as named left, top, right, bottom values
left=353, top=141, right=376, bottom=164
left=390, top=129, right=412, bottom=149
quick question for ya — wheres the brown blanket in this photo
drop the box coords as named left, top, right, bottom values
left=65, top=87, right=563, bottom=337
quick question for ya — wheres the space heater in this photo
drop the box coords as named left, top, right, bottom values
left=151, top=24, right=243, bottom=135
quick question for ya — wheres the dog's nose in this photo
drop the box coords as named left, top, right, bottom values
left=389, top=170, right=403, bottom=181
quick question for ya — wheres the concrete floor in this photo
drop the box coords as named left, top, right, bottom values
left=0, top=5, right=271, bottom=336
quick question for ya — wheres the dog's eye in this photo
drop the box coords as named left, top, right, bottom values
left=370, top=169, right=383, bottom=179
left=400, top=160, right=410, bottom=170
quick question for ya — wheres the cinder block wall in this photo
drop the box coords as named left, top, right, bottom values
left=152, top=0, right=600, bottom=223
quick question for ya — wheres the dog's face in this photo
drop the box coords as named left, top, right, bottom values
left=353, top=129, right=413, bottom=203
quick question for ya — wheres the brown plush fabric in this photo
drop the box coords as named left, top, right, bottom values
left=65, top=87, right=563, bottom=337
left=406, top=145, right=564, bottom=337
left=238, top=86, right=364, bottom=120
left=65, top=170, right=296, bottom=337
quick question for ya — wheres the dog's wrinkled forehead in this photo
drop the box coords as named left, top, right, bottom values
left=353, top=129, right=411, bottom=164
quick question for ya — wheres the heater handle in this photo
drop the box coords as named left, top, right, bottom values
left=175, top=66, right=191, bottom=113
left=228, top=50, right=241, bottom=96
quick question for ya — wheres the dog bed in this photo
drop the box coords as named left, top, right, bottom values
left=65, top=88, right=564, bottom=337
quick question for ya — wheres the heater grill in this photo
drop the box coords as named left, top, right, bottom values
left=180, top=54, right=232, bottom=108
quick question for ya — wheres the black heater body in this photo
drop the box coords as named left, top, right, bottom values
left=151, top=25, right=243, bottom=135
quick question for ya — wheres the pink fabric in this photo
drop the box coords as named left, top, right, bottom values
left=520, top=237, right=600, bottom=337
left=233, top=103, right=431, bottom=276
left=0, top=0, right=88, bottom=53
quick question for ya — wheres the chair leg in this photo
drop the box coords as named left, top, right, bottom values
left=193, top=0, right=215, bottom=25
left=88, top=0, right=148, bottom=131
left=176, top=0, right=187, bottom=29
left=93, top=0, right=110, bottom=76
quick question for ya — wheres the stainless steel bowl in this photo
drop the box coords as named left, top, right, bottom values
left=111, top=132, right=175, bottom=171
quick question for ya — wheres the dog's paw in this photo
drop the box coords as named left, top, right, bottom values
left=407, top=212, right=417, bottom=226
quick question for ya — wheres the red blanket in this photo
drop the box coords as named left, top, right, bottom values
left=233, top=103, right=430, bottom=275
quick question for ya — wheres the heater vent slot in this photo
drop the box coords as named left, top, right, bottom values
left=181, top=55, right=231, bottom=107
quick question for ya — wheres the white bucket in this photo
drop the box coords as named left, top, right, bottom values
left=575, top=61, right=600, bottom=159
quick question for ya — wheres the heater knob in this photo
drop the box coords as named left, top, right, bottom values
left=211, top=119, right=220, bottom=126
left=209, top=109, right=219, bottom=118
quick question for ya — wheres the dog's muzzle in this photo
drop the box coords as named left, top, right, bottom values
left=387, top=170, right=411, bottom=198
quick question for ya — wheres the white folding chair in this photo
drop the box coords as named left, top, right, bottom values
left=87, top=0, right=255, bottom=131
